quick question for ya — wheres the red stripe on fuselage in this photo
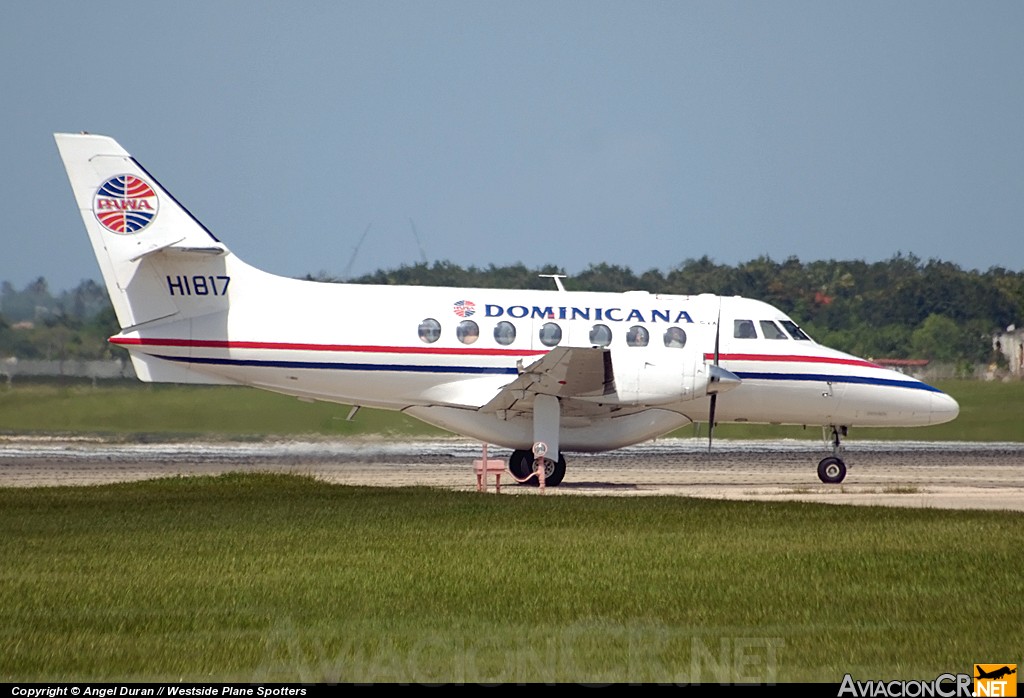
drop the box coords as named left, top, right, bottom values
left=109, top=336, right=546, bottom=358
left=702, top=352, right=881, bottom=369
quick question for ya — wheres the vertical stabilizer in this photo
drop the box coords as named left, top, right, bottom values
left=54, top=133, right=228, bottom=329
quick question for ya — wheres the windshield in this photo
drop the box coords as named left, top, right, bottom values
left=780, top=320, right=812, bottom=341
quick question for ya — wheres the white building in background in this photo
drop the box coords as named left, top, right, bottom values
left=0, top=357, right=135, bottom=383
left=993, top=325, right=1024, bottom=377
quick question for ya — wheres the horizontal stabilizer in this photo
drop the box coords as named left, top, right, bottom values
left=129, top=239, right=228, bottom=262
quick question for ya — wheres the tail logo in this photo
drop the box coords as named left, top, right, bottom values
left=93, top=175, right=159, bottom=234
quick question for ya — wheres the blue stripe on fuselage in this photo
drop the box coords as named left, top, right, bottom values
left=736, top=371, right=943, bottom=392
left=149, top=354, right=944, bottom=392
left=153, top=354, right=519, bottom=375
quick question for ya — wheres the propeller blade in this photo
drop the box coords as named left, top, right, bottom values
left=714, top=304, right=721, bottom=365
left=708, top=300, right=722, bottom=452
left=708, top=394, right=717, bottom=452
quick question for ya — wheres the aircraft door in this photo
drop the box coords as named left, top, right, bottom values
left=611, top=325, right=700, bottom=405
left=818, top=380, right=848, bottom=423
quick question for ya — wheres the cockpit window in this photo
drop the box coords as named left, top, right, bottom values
left=734, top=319, right=757, bottom=339
left=589, top=324, right=612, bottom=347
left=780, top=320, right=812, bottom=341
left=760, top=320, right=788, bottom=340
left=493, top=321, right=516, bottom=346
left=456, top=320, right=479, bottom=344
left=539, top=322, right=562, bottom=347
left=663, top=326, right=687, bottom=348
left=626, top=325, right=649, bottom=347
left=418, top=318, right=441, bottom=343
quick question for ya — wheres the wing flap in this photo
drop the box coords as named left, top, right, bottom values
left=481, top=346, right=614, bottom=413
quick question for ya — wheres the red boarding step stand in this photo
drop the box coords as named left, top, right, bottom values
left=474, top=443, right=506, bottom=493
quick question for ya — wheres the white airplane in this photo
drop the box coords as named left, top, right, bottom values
left=54, top=133, right=960, bottom=486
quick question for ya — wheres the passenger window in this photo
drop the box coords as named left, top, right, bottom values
left=418, top=318, right=441, bottom=343
left=734, top=319, right=757, bottom=339
left=493, top=321, right=516, bottom=346
left=589, top=324, right=612, bottom=347
left=760, top=320, right=788, bottom=340
left=539, top=322, right=562, bottom=347
left=456, top=320, right=479, bottom=344
left=626, top=325, right=649, bottom=347
left=780, top=320, right=812, bottom=341
left=663, top=326, right=687, bottom=348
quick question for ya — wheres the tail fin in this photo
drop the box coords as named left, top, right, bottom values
left=54, top=133, right=228, bottom=329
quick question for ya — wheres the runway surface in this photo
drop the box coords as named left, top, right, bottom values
left=1, top=436, right=1023, bottom=511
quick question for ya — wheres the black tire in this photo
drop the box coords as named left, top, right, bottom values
left=510, top=450, right=566, bottom=487
left=508, top=449, right=534, bottom=481
left=543, top=453, right=567, bottom=487
left=817, top=456, right=847, bottom=484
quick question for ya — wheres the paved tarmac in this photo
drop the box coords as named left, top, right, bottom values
left=1, top=436, right=1022, bottom=511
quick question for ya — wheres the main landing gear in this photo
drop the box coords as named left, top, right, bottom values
left=817, top=425, right=848, bottom=484
left=508, top=393, right=567, bottom=487
left=508, top=448, right=566, bottom=487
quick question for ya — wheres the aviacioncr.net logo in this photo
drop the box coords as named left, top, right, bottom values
left=838, top=673, right=973, bottom=697
left=974, top=664, right=1017, bottom=697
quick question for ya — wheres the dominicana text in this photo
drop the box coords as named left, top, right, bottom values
left=484, top=304, right=694, bottom=324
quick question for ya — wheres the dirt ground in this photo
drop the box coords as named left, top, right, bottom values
left=1, top=436, right=1022, bottom=511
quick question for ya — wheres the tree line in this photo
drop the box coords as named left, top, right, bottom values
left=0, top=278, right=118, bottom=362
left=3, top=254, right=1021, bottom=364
left=342, top=254, right=1022, bottom=365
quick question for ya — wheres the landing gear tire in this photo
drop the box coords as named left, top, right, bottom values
left=817, top=456, right=847, bottom=484
left=509, top=449, right=534, bottom=480
left=509, top=449, right=566, bottom=487
left=535, top=453, right=566, bottom=487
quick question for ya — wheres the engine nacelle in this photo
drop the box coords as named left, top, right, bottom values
left=609, top=349, right=742, bottom=406
left=609, top=351, right=692, bottom=406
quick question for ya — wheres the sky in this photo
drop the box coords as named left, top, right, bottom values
left=3, top=1, right=1023, bottom=290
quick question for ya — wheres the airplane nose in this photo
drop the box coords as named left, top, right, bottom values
left=929, top=391, right=960, bottom=425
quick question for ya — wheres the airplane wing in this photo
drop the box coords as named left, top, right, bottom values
left=480, top=346, right=616, bottom=415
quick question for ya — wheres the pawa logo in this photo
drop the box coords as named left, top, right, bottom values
left=974, top=664, right=1017, bottom=697
left=453, top=300, right=475, bottom=318
left=94, top=175, right=159, bottom=234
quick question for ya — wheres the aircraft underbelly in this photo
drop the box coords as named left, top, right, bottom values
left=831, top=383, right=937, bottom=426
left=714, top=379, right=846, bottom=425
left=405, top=405, right=691, bottom=452
left=715, top=380, right=938, bottom=427
left=235, top=368, right=497, bottom=410
left=123, top=341, right=514, bottom=409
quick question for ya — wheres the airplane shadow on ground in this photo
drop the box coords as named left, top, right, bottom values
left=555, top=482, right=640, bottom=491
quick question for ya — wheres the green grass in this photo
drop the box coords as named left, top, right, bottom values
left=0, top=473, right=1020, bottom=682
left=0, top=382, right=444, bottom=438
left=2, top=378, right=1022, bottom=441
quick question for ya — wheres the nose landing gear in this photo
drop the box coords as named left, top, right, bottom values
left=817, top=426, right=848, bottom=484
left=817, top=456, right=847, bottom=484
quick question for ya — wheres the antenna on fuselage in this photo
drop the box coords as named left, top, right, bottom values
left=539, top=274, right=567, bottom=292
